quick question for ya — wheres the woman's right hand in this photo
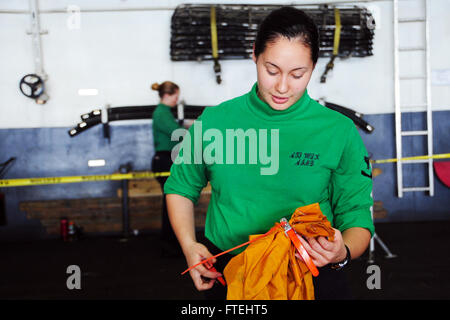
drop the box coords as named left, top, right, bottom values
left=184, top=241, right=223, bottom=291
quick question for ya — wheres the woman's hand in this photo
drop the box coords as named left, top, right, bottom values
left=167, top=194, right=221, bottom=290
left=184, top=241, right=223, bottom=291
left=297, top=228, right=347, bottom=268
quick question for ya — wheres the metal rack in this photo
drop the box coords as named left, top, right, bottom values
left=170, top=4, right=375, bottom=61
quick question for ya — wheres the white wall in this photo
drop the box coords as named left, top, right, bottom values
left=0, top=0, right=449, bottom=128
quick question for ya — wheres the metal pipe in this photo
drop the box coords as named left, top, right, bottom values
left=28, top=0, right=47, bottom=80
left=122, top=178, right=129, bottom=238
left=393, top=0, right=403, bottom=198
left=0, top=6, right=173, bottom=14
left=119, top=163, right=132, bottom=239
left=424, top=0, right=434, bottom=196
left=0, top=1, right=393, bottom=15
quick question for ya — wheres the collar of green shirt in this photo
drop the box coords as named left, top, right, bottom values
left=246, top=82, right=311, bottom=121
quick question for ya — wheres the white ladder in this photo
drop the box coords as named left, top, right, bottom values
left=393, top=0, right=434, bottom=197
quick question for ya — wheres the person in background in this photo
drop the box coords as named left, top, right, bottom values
left=151, top=81, right=183, bottom=257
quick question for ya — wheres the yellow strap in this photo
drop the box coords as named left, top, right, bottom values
left=210, top=6, right=219, bottom=59
left=0, top=171, right=170, bottom=188
left=371, top=153, right=450, bottom=164
left=333, top=8, right=341, bottom=56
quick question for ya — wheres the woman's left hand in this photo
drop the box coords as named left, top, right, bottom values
left=297, top=228, right=347, bottom=268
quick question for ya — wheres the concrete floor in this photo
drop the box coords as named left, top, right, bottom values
left=1, top=220, right=450, bottom=300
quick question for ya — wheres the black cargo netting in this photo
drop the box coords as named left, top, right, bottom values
left=170, top=4, right=375, bottom=62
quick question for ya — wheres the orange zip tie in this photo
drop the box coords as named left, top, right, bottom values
left=180, top=225, right=279, bottom=276
left=280, top=218, right=319, bottom=277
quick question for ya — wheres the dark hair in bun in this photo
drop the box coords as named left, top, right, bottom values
left=254, top=6, right=319, bottom=65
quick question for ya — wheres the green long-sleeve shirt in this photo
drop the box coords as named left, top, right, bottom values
left=165, top=83, right=374, bottom=253
left=152, top=103, right=182, bottom=152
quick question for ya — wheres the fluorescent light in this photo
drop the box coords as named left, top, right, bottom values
left=78, top=89, right=99, bottom=96
left=88, top=159, right=106, bottom=167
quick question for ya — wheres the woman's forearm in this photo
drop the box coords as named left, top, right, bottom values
left=166, top=193, right=197, bottom=254
left=342, top=227, right=372, bottom=260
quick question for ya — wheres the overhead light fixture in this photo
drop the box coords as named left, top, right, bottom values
left=78, top=89, right=99, bottom=96
left=88, top=159, right=106, bottom=167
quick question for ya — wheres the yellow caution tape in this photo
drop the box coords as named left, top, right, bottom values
left=1, top=153, right=449, bottom=187
left=333, top=8, right=341, bottom=56
left=0, top=171, right=170, bottom=188
left=371, top=153, right=450, bottom=164
left=210, top=6, right=219, bottom=59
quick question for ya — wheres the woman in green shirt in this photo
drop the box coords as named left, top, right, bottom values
left=151, top=81, right=183, bottom=256
left=165, top=7, right=374, bottom=299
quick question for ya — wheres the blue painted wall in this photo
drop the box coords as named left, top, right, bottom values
left=363, top=111, right=450, bottom=222
left=0, top=123, right=155, bottom=241
left=0, top=111, right=449, bottom=242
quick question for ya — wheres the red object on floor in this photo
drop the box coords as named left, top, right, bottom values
left=434, top=161, right=450, bottom=188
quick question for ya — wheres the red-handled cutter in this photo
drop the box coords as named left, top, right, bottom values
left=280, top=218, right=319, bottom=277
left=203, top=260, right=226, bottom=286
